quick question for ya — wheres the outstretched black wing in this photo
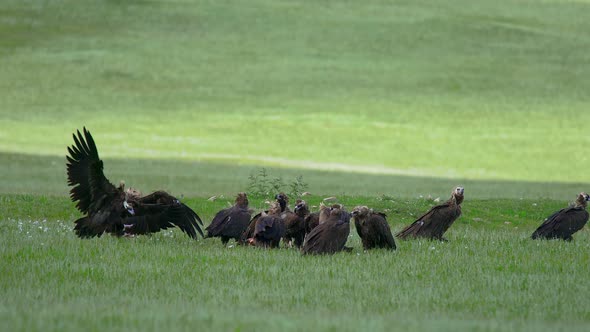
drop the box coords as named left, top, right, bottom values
left=124, top=203, right=185, bottom=235
left=138, top=191, right=204, bottom=238
left=66, top=127, right=117, bottom=214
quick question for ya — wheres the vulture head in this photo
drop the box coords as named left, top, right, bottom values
left=126, top=187, right=142, bottom=200
left=330, top=204, right=350, bottom=223
left=452, top=186, right=465, bottom=205
left=294, top=199, right=309, bottom=216
left=235, top=192, right=249, bottom=208
left=317, top=202, right=332, bottom=224
left=267, top=201, right=282, bottom=216
left=123, top=200, right=135, bottom=216
left=275, top=192, right=289, bottom=211
left=329, top=205, right=342, bottom=216
left=340, top=208, right=351, bottom=223
left=351, top=206, right=371, bottom=221
left=575, top=192, right=590, bottom=208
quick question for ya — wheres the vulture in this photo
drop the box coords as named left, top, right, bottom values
left=249, top=202, right=285, bottom=248
left=66, top=127, right=203, bottom=239
left=532, top=192, right=590, bottom=241
left=302, top=205, right=351, bottom=255
left=396, top=186, right=464, bottom=241
left=351, top=206, right=396, bottom=250
left=283, top=199, right=310, bottom=248
left=303, top=202, right=331, bottom=235
left=239, top=193, right=289, bottom=244
left=276, top=192, right=290, bottom=216
left=206, top=192, right=252, bottom=245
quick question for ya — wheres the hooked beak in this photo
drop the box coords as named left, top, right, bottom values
left=123, top=201, right=135, bottom=216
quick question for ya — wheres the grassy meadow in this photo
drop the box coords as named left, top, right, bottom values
left=2, top=0, right=590, bottom=331
left=2, top=195, right=590, bottom=332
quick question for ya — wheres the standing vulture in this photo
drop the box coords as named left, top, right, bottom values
left=206, top=192, right=252, bottom=245
left=66, top=127, right=203, bottom=239
left=396, top=186, right=464, bottom=241
left=351, top=206, right=396, bottom=250
left=239, top=193, right=289, bottom=244
left=283, top=199, right=310, bottom=248
left=302, top=205, right=351, bottom=255
left=249, top=202, right=285, bottom=248
left=532, top=192, right=590, bottom=241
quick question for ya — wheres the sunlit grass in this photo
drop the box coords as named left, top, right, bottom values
left=1, top=0, right=590, bottom=184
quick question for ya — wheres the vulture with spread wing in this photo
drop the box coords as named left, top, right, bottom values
left=66, top=127, right=203, bottom=239
left=532, top=192, right=590, bottom=241
left=206, top=192, right=252, bottom=245
left=283, top=199, right=310, bottom=248
left=302, top=205, right=351, bottom=255
left=351, top=206, right=396, bottom=250
left=239, top=193, right=289, bottom=244
left=396, top=186, right=464, bottom=241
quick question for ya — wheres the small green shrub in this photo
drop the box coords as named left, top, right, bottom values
left=247, top=168, right=308, bottom=199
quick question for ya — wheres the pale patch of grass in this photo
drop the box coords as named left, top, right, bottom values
left=1, top=152, right=589, bottom=199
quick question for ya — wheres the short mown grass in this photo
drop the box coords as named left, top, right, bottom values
left=1, top=194, right=589, bottom=331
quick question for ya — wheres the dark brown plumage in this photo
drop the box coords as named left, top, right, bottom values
left=532, top=192, right=590, bottom=241
left=206, top=192, right=252, bottom=245
left=67, top=127, right=203, bottom=239
left=276, top=192, right=290, bottom=214
left=283, top=199, right=310, bottom=248
left=396, top=186, right=464, bottom=241
left=304, top=202, right=331, bottom=235
left=251, top=202, right=285, bottom=248
left=239, top=193, right=289, bottom=244
left=351, top=206, right=396, bottom=250
left=302, top=205, right=351, bottom=255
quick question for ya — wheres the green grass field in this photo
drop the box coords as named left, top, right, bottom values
left=2, top=0, right=590, bottom=331
left=2, top=195, right=590, bottom=331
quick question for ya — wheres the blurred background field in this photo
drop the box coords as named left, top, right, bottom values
left=1, top=0, right=589, bottom=199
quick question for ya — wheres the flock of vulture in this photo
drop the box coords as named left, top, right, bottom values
left=65, top=128, right=590, bottom=254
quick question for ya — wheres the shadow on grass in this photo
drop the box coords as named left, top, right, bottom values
left=1, top=152, right=588, bottom=199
